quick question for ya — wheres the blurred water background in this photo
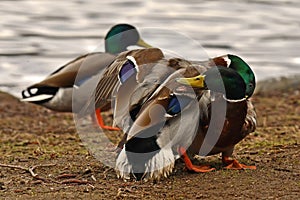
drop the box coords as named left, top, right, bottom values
left=0, top=0, right=299, bottom=97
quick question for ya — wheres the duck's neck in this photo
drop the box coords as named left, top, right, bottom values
left=222, top=95, right=247, bottom=103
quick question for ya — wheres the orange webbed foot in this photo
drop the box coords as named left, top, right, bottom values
left=222, top=156, right=256, bottom=170
left=95, top=108, right=120, bottom=131
left=179, top=147, right=215, bottom=173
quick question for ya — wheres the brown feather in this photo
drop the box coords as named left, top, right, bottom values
left=93, top=48, right=164, bottom=108
left=211, top=56, right=228, bottom=67
left=32, top=52, right=116, bottom=88
left=188, top=95, right=256, bottom=157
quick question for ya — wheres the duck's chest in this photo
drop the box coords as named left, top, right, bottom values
left=216, top=101, right=248, bottom=147
left=188, top=99, right=248, bottom=155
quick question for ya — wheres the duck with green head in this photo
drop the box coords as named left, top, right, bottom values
left=177, top=65, right=257, bottom=171
left=112, top=52, right=256, bottom=180
left=21, top=24, right=152, bottom=130
left=105, top=24, right=151, bottom=54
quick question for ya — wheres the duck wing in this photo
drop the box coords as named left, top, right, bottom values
left=37, top=52, right=115, bottom=88
left=92, top=48, right=165, bottom=108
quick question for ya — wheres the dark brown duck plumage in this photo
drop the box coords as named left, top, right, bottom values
left=187, top=93, right=256, bottom=158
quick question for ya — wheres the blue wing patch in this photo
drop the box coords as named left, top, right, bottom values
left=167, top=95, right=192, bottom=115
left=119, top=60, right=137, bottom=84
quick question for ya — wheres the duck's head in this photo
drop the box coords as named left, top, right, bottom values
left=213, top=54, right=255, bottom=98
left=177, top=66, right=247, bottom=101
left=105, top=24, right=152, bottom=54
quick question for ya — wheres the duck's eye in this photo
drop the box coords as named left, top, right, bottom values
left=195, top=77, right=200, bottom=81
left=249, top=83, right=253, bottom=88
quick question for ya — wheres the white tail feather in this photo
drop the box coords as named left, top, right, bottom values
left=115, top=148, right=175, bottom=181
left=21, top=94, right=54, bottom=102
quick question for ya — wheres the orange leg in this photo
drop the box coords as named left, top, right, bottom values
left=179, top=147, right=215, bottom=173
left=222, top=156, right=256, bottom=170
left=95, top=108, right=120, bottom=131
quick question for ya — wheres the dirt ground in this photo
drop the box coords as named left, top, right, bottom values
left=0, top=78, right=299, bottom=199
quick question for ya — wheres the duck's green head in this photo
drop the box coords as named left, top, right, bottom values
left=177, top=66, right=247, bottom=100
left=226, top=55, right=255, bottom=97
left=105, top=24, right=152, bottom=54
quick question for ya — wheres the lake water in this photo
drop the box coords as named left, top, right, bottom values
left=1, top=0, right=300, bottom=97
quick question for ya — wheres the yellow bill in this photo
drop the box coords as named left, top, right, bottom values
left=176, top=75, right=206, bottom=88
left=137, top=38, right=152, bottom=48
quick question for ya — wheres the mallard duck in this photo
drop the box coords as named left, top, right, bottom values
left=21, top=24, right=151, bottom=130
left=177, top=66, right=257, bottom=171
left=107, top=49, right=256, bottom=180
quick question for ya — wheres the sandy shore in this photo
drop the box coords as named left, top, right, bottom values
left=0, top=77, right=299, bottom=199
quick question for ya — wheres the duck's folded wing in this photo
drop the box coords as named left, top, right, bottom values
left=35, top=52, right=116, bottom=88
left=93, top=48, right=165, bottom=108
left=77, top=48, right=164, bottom=117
